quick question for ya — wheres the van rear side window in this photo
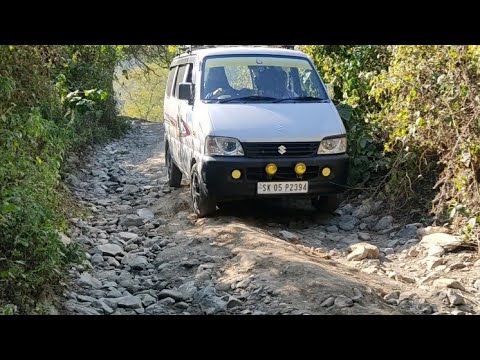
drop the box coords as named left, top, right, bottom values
left=166, top=67, right=177, bottom=97
left=173, top=65, right=188, bottom=98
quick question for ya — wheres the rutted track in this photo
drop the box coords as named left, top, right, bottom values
left=61, top=121, right=480, bottom=315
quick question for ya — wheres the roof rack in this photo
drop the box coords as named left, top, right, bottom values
left=176, top=45, right=296, bottom=56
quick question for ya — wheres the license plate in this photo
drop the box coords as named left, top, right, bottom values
left=257, top=181, right=308, bottom=194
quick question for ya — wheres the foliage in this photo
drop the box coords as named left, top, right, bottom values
left=370, top=45, right=480, bottom=224
left=0, top=45, right=128, bottom=312
left=126, top=45, right=177, bottom=71
left=303, top=46, right=391, bottom=185
left=303, top=45, right=480, bottom=238
left=114, top=63, right=168, bottom=122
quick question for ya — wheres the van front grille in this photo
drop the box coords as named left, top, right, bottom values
left=242, top=142, right=319, bottom=158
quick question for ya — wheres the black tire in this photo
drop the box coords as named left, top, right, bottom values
left=190, top=163, right=216, bottom=217
left=166, top=144, right=182, bottom=188
left=311, top=194, right=342, bottom=213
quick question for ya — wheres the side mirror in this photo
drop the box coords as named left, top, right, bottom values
left=178, top=82, right=193, bottom=103
left=325, top=83, right=335, bottom=100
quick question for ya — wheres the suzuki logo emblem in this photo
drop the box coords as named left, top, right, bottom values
left=278, top=145, right=287, bottom=155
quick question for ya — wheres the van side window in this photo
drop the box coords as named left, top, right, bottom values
left=173, top=64, right=188, bottom=98
left=165, top=66, right=177, bottom=97
left=186, top=63, right=193, bottom=83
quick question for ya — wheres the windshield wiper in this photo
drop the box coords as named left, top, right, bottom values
left=273, top=96, right=329, bottom=103
left=218, top=95, right=278, bottom=103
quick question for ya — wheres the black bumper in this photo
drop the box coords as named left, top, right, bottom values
left=198, top=154, right=349, bottom=202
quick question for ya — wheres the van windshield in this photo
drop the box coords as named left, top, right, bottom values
left=201, top=55, right=329, bottom=103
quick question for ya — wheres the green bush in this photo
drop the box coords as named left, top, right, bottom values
left=303, top=45, right=480, bottom=233
left=303, top=45, right=391, bottom=185
left=114, top=63, right=168, bottom=122
left=370, top=45, right=480, bottom=223
left=0, top=45, right=129, bottom=312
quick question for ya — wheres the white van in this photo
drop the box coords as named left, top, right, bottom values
left=164, top=46, right=348, bottom=217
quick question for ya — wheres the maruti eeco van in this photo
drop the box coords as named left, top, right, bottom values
left=164, top=46, right=348, bottom=217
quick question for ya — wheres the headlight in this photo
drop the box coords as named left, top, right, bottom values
left=205, top=136, right=244, bottom=156
left=318, top=136, right=347, bottom=154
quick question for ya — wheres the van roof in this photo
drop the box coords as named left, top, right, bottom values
left=174, top=46, right=309, bottom=62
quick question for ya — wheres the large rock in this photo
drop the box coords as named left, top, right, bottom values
left=140, top=294, right=157, bottom=307
left=159, top=297, right=175, bottom=306
left=73, top=305, right=101, bottom=315
left=279, top=230, right=300, bottom=242
left=396, top=224, right=418, bottom=239
left=92, top=300, right=114, bottom=314
left=106, top=257, right=120, bottom=267
left=97, top=243, right=124, bottom=256
left=419, top=233, right=463, bottom=252
left=358, top=232, right=371, bottom=241
left=91, top=253, right=104, bottom=266
left=320, top=296, right=335, bottom=307
left=121, top=254, right=148, bottom=270
left=398, top=291, right=417, bottom=302
left=334, top=295, right=353, bottom=308
left=137, top=208, right=154, bottom=221
left=78, top=272, right=102, bottom=289
left=119, top=215, right=144, bottom=227
left=338, top=215, right=359, bottom=231
left=193, top=286, right=227, bottom=314
left=473, top=279, right=480, bottom=291
left=384, top=291, right=399, bottom=301
left=446, top=289, right=465, bottom=306
left=427, top=244, right=445, bottom=257
left=352, top=204, right=371, bottom=219
left=326, top=225, right=339, bottom=233
left=226, top=296, right=243, bottom=309
left=178, top=281, right=197, bottom=299
left=77, top=294, right=96, bottom=303
left=433, top=278, right=465, bottom=291
left=117, top=295, right=143, bottom=309
left=158, top=289, right=185, bottom=302
left=374, top=216, right=393, bottom=231
left=107, top=289, right=123, bottom=298
left=346, top=242, right=379, bottom=261
left=417, top=226, right=449, bottom=237
left=118, top=232, right=138, bottom=241
left=92, top=169, right=108, bottom=178
left=426, top=256, right=444, bottom=270
left=123, top=184, right=139, bottom=195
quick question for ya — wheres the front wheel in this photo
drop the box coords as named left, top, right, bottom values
left=311, top=194, right=342, bottom=213
left=166, top=145, right=182, bottom=188
left=190, top=163, right=216, bottom=217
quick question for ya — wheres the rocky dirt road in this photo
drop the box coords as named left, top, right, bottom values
left=61, top=121, right=480, bottom=315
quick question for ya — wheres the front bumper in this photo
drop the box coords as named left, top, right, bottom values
left=198, top=154, right=349, bottom=202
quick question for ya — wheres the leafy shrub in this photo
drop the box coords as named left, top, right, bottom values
left=0, top=45, right=128, bottom=312
left=303, top=45, right=391, bottom=185
left=370, top=45, right=480, bottom=222
left=303, top=45, right=480, bottom=236
left=114, top=63, right=168, bottom=122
